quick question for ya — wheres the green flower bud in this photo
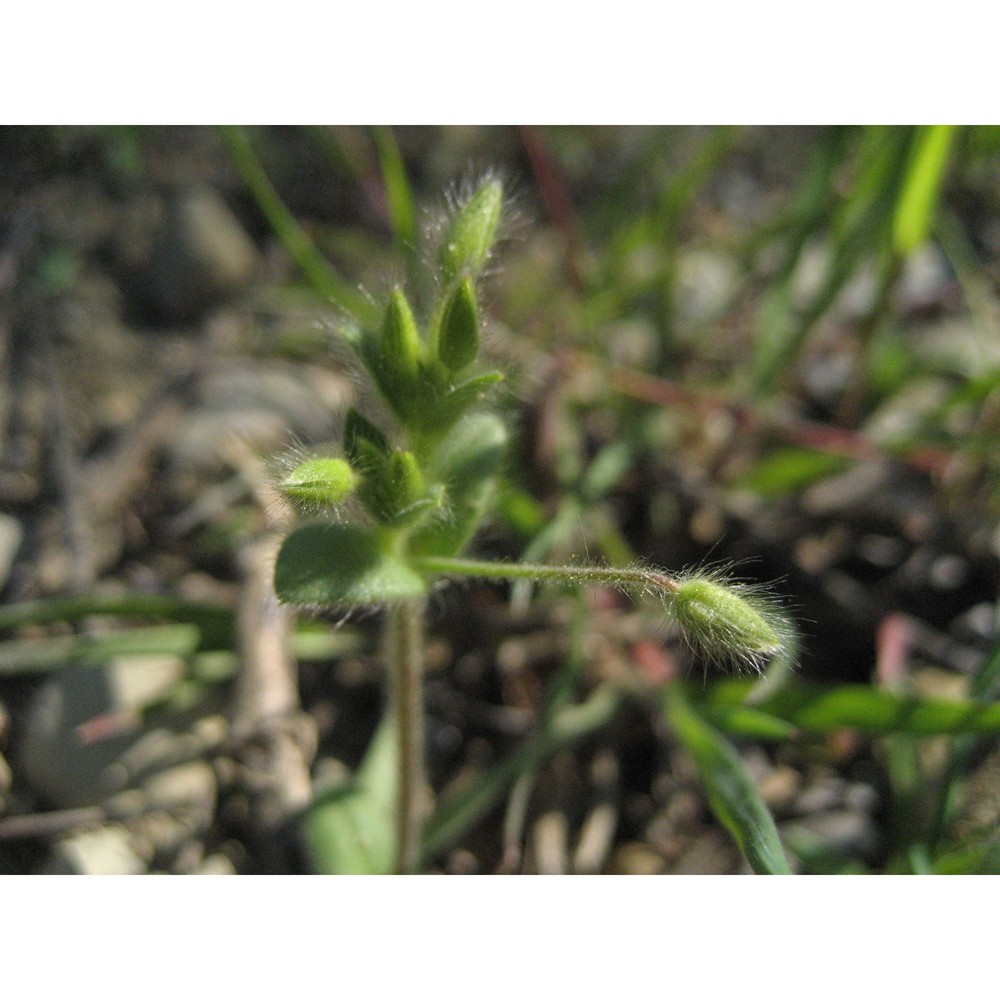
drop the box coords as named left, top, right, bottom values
left=388, top=449, right=426, bottom=508
left=437, top=275, right=479, bottom=372
left=668, top=574, right=784, bottom=672
left=439, top=178, right=503, bottom=284
left=380, top=288, right=423, bottom=398
left=280, top=457, right=358, bottom=510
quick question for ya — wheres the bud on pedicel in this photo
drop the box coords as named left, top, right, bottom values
left=280, top=457, right=358, bottom=511
left=439, top=178, right=503, bottom=284
left=437, top=275, right=479, bottom=372
left=667, top=573, right=784, bottom=672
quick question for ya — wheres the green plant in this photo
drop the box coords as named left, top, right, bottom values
left=270, top=176, right=796, bottom=873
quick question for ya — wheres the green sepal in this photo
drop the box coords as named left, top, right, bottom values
left=437, top=276, right=479, bottom=372
left=407, top=371, right=504, bottom=435
left=344, top=409, right=390, bottom=470
left=381, top=449, right=435, bottom=525
left=274, top=523, right=426, bottom=606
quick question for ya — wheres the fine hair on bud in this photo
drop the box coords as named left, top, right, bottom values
left=279, top=456, right=358, bottom=512
left=661, top=566, right=790, bottom=675
left=424, top=169, right=515, bottom=287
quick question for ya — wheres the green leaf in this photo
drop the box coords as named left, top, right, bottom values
left=665, top=685, right=792, bottom=874
left=371, top=126, right=417, bottom=271
left=704, top=678, right=1000, bottom=736
left=274, top=524, right=426, bottom=606
left=409, top=412, right=508, bottom=558
left=344, top=409, right=390, bottom=468
left=699, top=703, right=799, bottom=741
left=893, top=125, right=957, bottom=255
left=303, top=716, right=397, bottom=874
left=734, top=448, right=853, bottom=497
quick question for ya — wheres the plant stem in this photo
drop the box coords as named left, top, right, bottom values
left=386, top=596, right=427, bottom=874
left=415, top=556, right=680, bottom=595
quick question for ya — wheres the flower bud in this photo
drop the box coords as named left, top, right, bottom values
left=439, top=178, right=503, bottom=284
left=381, top=288, right=423, bottom=387
left=437, top=275, right=479, bottom=372
left=388, top=449, right=426, bottom=510
left=280, top=457, right=358, bottom=510
left=669, top=575, right=783, bottom=671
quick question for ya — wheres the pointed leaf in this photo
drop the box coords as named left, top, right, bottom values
left=303, top=716, right=397, bottom=874
left=665, top=684, right=792, bottom=874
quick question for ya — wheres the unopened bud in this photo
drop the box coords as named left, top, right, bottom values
left=382, top=288, right=422, bottom=381
left=388, top=449, right=426, bottom=509
left=437, top=275, right=479, bottom=372
left=439, top=178, right=503, bottom=284
left=669, top=575, right=784, bottom=671
left=280, top=457, right=358, bottom=510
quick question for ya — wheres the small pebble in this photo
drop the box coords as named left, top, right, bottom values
left=42, top=826, right=148, bottom=875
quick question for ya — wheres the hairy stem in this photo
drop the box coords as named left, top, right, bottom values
left=415, top=556, right=680, bottom=595
left=386, top=596, right=427, bottom=874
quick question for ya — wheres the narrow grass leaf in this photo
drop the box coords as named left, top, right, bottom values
left=704, top=678, right=1000, bottom=735
left=893, top=125, right=957, bottom=256
left=664, top=685, right=792, bottom=874
left=734, top=448, right=853, bottom=497
left=421, top=685, right=624, bottom=863
left=371, top=126, right=417, bottom=268
left=0, top=624, right=201, bottom=675
left=219, top=126, right=376, bottom=325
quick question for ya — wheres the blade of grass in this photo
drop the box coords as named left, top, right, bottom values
left=751, top=127, right=915, bottom=394
left=703, top=678, right=1000, bottom=736
left=664, top=684, right=792, bottom=874
left=0, top=624, right=201, bottom=674
left=420, top=684, right=626, bottom=864
left=370, top=126, right=418, bottom=282
left=893, top=125, right=958, bottom=256
left=219, top=125, right=377, bottom=325
left=0, top=592, right=234, bottom=649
